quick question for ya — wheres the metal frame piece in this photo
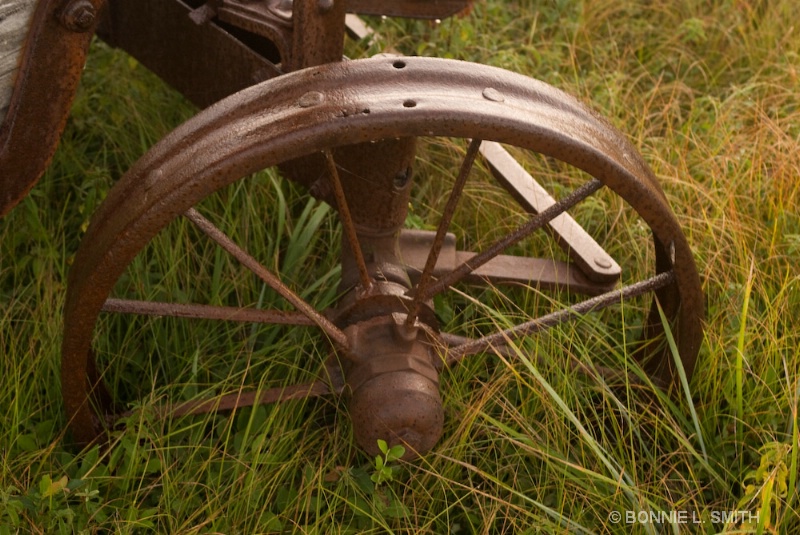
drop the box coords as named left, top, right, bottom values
left=215, top=0, right=293, bottom=67
left=479, top=141, right=621, bottom=283
left=0, top=0, right=106, bottom=217
left=289, top=0, right=347, bottom=71
left=97, top=0, right=282, bottom=109
left=0, top=0, right=473, bottom=217
left=398, top=229, right=616, bottom=296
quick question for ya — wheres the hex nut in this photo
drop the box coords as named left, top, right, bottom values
left=60, top=0, right=97, bottom=33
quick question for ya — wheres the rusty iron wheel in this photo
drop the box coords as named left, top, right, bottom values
left=61, top=57, right=704, bottom=455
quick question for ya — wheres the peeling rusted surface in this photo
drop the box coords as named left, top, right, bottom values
left=61, top=56, right=704, bottom=451
left=0, top=0, right=106, bottom=217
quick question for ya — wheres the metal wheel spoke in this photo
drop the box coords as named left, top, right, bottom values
left=444, top=270, right=675, bottom=365
left=407, top=138, right=482, bottom=326
left=121, top=381, right=332, bottom=419
left=101, top=298, right=317, bottom=326
left=417, top=178, right=605, bottom=301
left=324, top=150, right=373, bottom=292
left=439, top=331, right=649, bottom=386
left=183, top=207, right=349, bottom=349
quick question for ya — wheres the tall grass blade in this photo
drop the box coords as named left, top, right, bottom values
left=736, top=258, right=756, bottom=471
left=656, top=299, right=707, bottom=463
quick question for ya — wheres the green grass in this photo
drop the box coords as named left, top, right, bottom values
left=2, top=0, right=799, bottom=533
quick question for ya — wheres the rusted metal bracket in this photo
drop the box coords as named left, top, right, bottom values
left=0, top=0, right=106, bottom=217
left=216, top=0, right=293, bottom=67
left=289, top=0, right=347, bottom=71
left=479, top=141, right=621, bottom=283
left=0, top=1, right=473, bottom=217
left=398, top=229, right=616, bottom=296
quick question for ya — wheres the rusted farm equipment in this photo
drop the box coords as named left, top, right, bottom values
left=1, top=0, right=704, bottom=459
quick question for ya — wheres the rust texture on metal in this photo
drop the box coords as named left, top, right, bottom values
left=289, top=0, right=346, bottom=71
left=344, top=315, right=443, bottom=459
left=61, top=56, right=704, bottom=454
left=0, top=0, right=106, bottom=217
left=329, top=281, right=438, bottom=332
left=0, top=0, right=471, bottom=217
left=281, top=137, right=418, bottom=291
left=0, top=0, right=704, bottom=460
left=60, top=0, right=97, bottom=32
left=324, top=148, right=374, bottom=292
left=443, top=271, right=677, bottom=367
left=405, top=138, right=482, bottom=327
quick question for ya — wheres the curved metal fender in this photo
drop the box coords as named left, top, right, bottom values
left=62, top=56, right=705, bottom=443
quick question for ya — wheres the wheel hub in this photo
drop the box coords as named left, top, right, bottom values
left=340, top=311, right=444, bottom=460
